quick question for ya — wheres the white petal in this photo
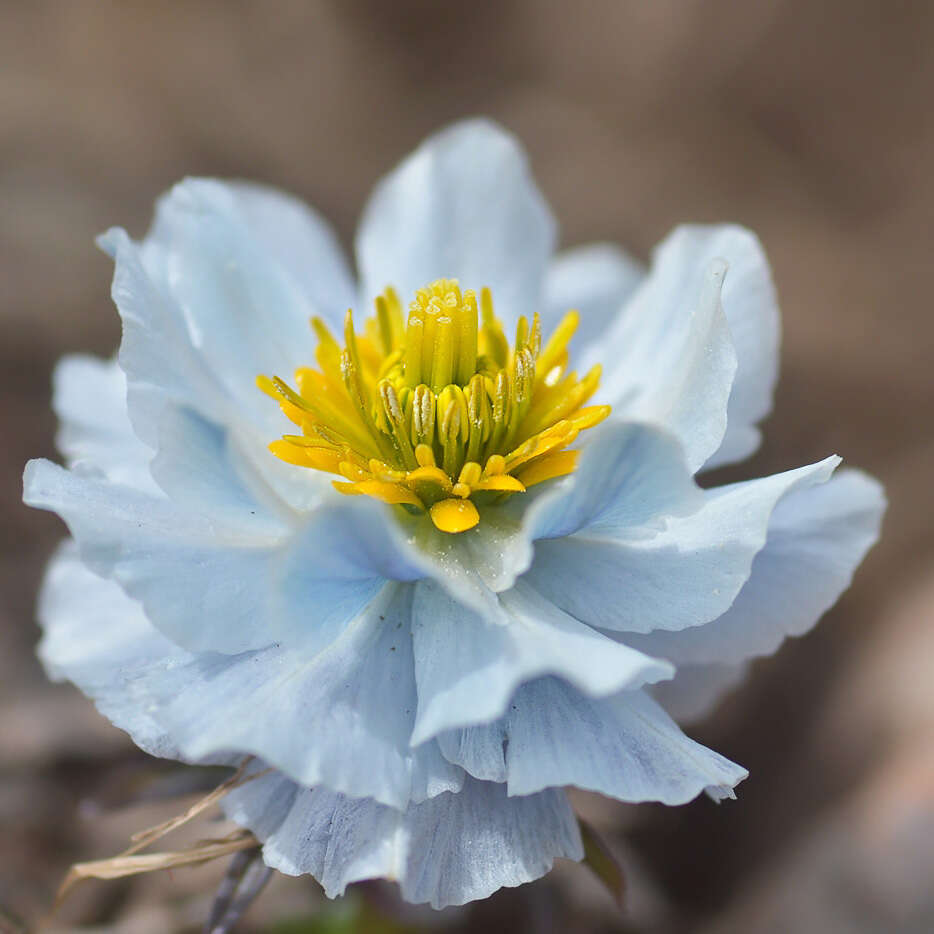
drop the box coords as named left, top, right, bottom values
left=356, top=119, right=555, bottom=327
left=439, top=678, right=747, bottom=804
left=198, top=180, right=356, bottom=327
left=622, top=468, right=885, bottom=667
left=52, top=354, right=160, bottom=494
left=145, top=584, right=462, bottom=809
left=583, top=227, right=737, bottom=472
left=136, top=180, right=327, bottom=432
left=524, top=420, right=702, bottom=541
left=410, top=580, right=673, bottom=744
left=223, top=769, right=583, bottom=909
left=650, top=662, right=750, bottom=724
left=692, top=226, right=781, bottom=469
left=23, top=459, right=425, bottom=654
left=544, top=243, right=643, bottom=349
left=37, top=542, right=188, bottom=760
left=524, top=456, right=841, bottom=634
left=99, top=227, right=236, bottom=443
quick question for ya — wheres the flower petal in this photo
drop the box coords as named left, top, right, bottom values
left=223, top=769, right=583, bottom=909
left=356, top=119, right=555, bottom=327
left=410, top=579, right=673, bottom=744
left=37, top=541, right=187, bottom=760
left=582, top=226, right=737, bottom=472
left=524, top=456, right=841, bottom=634
left=52, top=354, right=160, bottom=494
left=98, top=227, right=233, bottom=446
left=438, top=677, right=747, bottom=803
left=144, top=584, right=463, bottom=809
left=544, top=243, right=643, bottom=348
left=23, top=458, right=420, bottom=655
left=622, top=468, right=885, bottom=667
left=691, top=226, right=781, bottom=469
left=523, top=420, right=702, bottom=541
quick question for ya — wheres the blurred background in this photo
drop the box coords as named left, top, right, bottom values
left=2, top=1, right=933, bottom=931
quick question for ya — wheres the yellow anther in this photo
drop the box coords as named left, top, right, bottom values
left=430, top=497, right=479, bottom=533
left=485, top=454, right=506, bottom=475
left=458, top=462, right=483, bottom=487
left=262, top=279, right=609, bottom=533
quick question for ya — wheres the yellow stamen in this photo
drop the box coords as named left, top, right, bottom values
left=260, top=280, right=610, bottom=533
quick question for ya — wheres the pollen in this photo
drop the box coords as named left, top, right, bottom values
left=259, top=279, right=610, bottom=533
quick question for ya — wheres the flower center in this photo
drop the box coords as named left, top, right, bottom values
left=259, top=279, right=609, bottom=533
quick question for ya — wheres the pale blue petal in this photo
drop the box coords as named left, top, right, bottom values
left=137, top=179, right=324, bottom=433
left=37, top=542, right=188, bottom=760
left=650, top=662, right=749, bottom=724
left=52, top=354, right=160, bottom=494
left=97, top=227, right=234, bottom=444
left=544, top=243, right=643, bottom=348
left=438, top=678, right=747, bottom=804
left=582, top=227, right=737, bottom=472
left=356, top=119, right=555, bottom=328
left=693, top=226, right=781, bottom=469
left=223, top=770, right=583, bottom=909
left=143, top=585, right=462, bottom=809
left=410, top=580, right=673, bottom=744
left=623, top=468, right=885, bottom=667
left=524, top=420, right=702, bottom=541
left=525, top=456, right=841, bottom=633
left=23, top=460, right=423, bottom=654
left=200, top=180, right=356, bottom=327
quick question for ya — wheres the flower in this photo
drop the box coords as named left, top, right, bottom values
left=24, top=119, right=885, bottom=909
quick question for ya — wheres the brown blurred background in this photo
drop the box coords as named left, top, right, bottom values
left=2, top=1, right=933, bottom=931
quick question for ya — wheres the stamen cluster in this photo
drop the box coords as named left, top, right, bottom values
left=260, top=279, right=609, bottom=532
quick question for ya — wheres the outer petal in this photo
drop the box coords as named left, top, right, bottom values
left=409, top=580, right=673, bottom=744
left=52, top=354, right=160, bottom=494
left=693, top=226, right=781, bottom=469
left=37, top=541, right=186, bottom=760
left=356, top=119, right=556, bottom=327
left=223, top=769, right=583, bottom=910
left=140, top=584, right=462, bottom=809
left=98, top=227, right=234, bottom=445
left=524, top=456, right=841, bottom=634
left=23, top=457, right=432, bottom=654
left=438, top=677, right=747, bottom=803
left=581, top=228, right=737, bottom=472
left=543, top=243, right=643, bottom=348
left=622, top=469, right=885, bottom=667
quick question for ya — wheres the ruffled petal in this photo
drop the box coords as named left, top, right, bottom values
left=52, top=354, right=160, bottom=494
left=98, top=227, right=234, bottom=444
left=141, top=584, right=462, bottom=809
left=410, top=580, right=673, bottom=744
left=622, top=468, right=885, bottom=667
left=37, top=542, right=188, bottom=760
left=543, top=243, right=643, bottom=348
left=23, top=458, right=431, bottom=654
left=581, top=226, right=737, bottom=472
left=523, top=420, right=702, bottom=541
left=356, top=119, right=555, bottom=327
left=524, top=456, right=841, bottom=634
left=691, top=226, right=781, bottom=469
left=438, top=677, right=747, bottom=803
left=223, top=769, right=583, bottom=910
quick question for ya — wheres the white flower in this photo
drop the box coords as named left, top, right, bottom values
left=24, top=119, right=885, bottom=909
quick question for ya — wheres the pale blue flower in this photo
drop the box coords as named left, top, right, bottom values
left=24, top=120, right=884, bottom=908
